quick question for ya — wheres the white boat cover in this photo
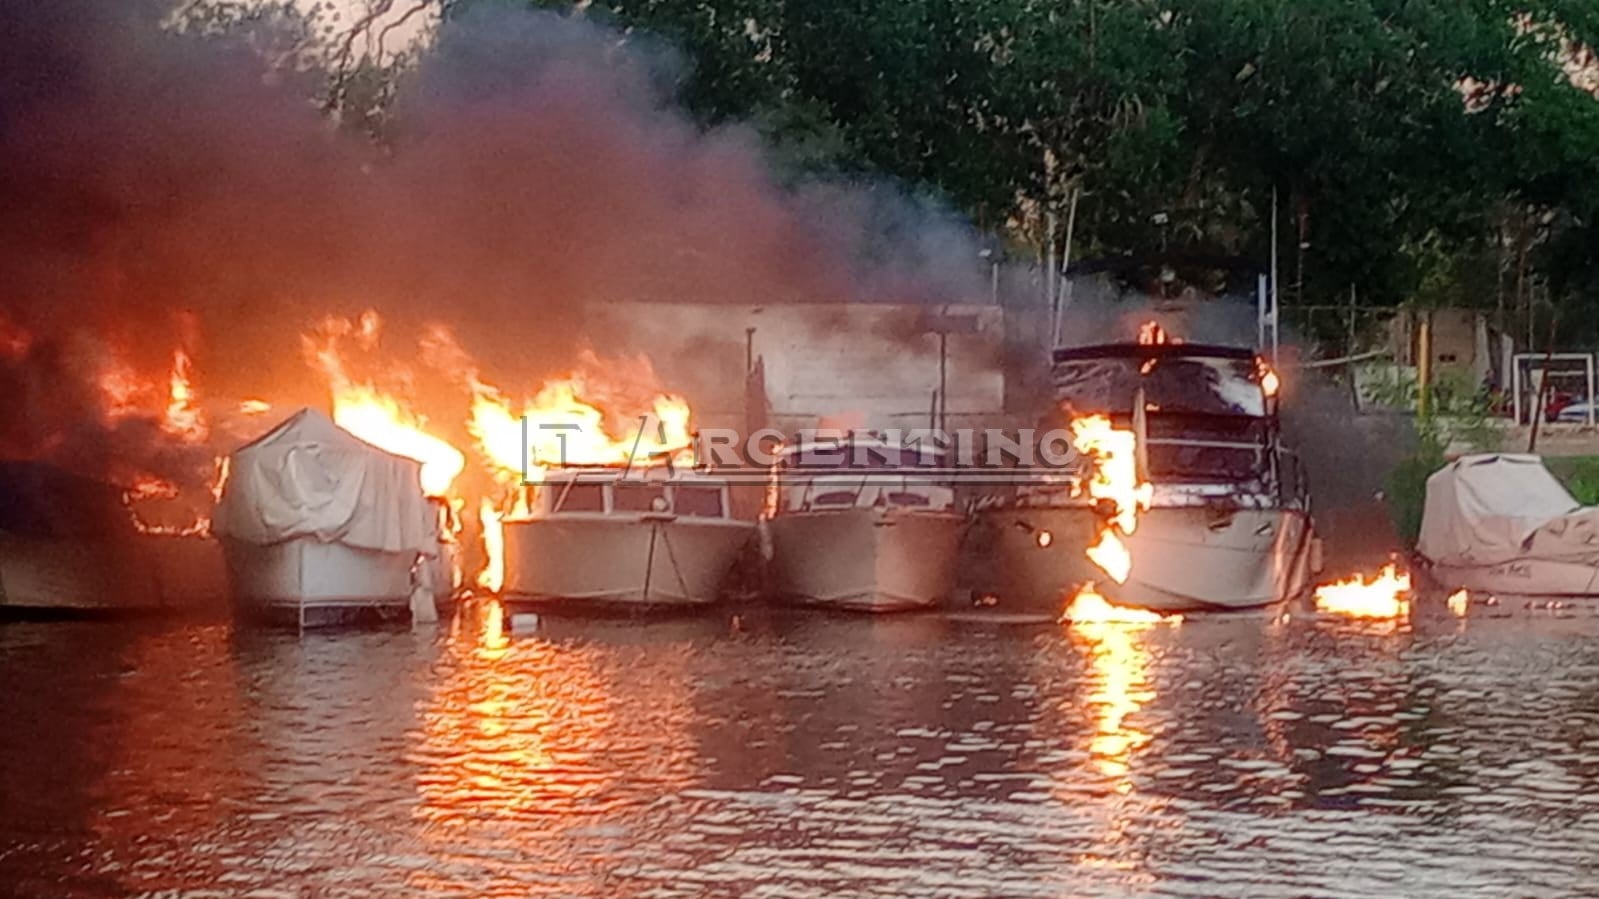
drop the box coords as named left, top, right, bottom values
left=1418, top=454, right=1599, bottom=567
left=213, top=408, right=436, bottom=554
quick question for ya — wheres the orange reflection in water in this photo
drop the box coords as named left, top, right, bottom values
left=405, top=604, right=697, bottom=893
left=1068, top=616, right=1158, bottom=791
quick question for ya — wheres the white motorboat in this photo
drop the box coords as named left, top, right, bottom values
left=213, top=408, right=450, bottom=628
left=980, top=342, right=1317, bottom=613
left=1419, top=453, right=1599, bottom=595
left=765, top=437, right=964, bottom=611
left=501, top=467, right=754, bottom=609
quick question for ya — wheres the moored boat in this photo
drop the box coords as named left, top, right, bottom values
left=1419, top=453, right=1599, bottom=595
left=212, top=408, right=450, bottom=628
left=500, top=466, right=754, bottom=610
left=765, top=436, right=964, bottom=611
left=0, top=462, right=161, bottom=614
left=980, top=342, right=1317, bottom=612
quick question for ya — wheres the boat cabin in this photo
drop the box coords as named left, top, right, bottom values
left=772, top=437, right=955, bottom=514
left=521, top=468, right=736, bottom=521
left=1050, top=343, right=1280, bottom=487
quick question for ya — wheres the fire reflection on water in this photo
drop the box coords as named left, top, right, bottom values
left=405, top=602, right=698, bottom=891
left=1069, top=617, right=1156, bottom=790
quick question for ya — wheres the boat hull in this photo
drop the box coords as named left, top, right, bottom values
left=222, top=537, right=416, bottom=628
left=502, top=516, right=753, bottom=609
left=768, top=508, right=964, bottom=611
left=1424, top=557, right=1599, bottom=596
left=982, top=504, right=1316, bottom=612
left=0, top=533, right=161, bottom=613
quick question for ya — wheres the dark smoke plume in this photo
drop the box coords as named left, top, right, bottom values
left=0, top=1, right=986, bottom=485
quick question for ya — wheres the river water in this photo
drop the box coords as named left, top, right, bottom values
left=4, top=599, right=1599, bottom=898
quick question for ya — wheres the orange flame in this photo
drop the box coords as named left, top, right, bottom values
left=162, top=349, right=208, bottom=442
left=477, top=498, right=504, bottom=594
left=1070, top=414, right=1151, bottom=584
left=469, top=351, right=693, bottom=482
left=1137, top=320, right=1178, bottom=345
left=1258, top=358, right=1280, bottom=398
left=1447, top=589, right=1470, bottom=617
left=303, top=312, right=465, bottom=497
left=1062, top=584, right=1178, bottom=624
left=1313, top=563, right=1412, bottom=618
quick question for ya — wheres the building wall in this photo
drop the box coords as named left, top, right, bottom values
left=585, top=303, right=1007, bottom=432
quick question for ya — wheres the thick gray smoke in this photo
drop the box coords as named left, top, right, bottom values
left=0, top=1, right=986, bottom=484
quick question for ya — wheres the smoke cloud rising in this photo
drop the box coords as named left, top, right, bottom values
left=0, top=0, right=986, bottom=484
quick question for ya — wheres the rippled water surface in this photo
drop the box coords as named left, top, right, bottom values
left=6, top=600, right=1599, bottom=897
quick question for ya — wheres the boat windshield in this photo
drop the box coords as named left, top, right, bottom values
left=1053, top=355, right=1265, bottom=417
left=613, top=482, right=667, bottom=512
left=554, top=482, right=606, bottom=513
left=673, top=485, right=725, bottom=518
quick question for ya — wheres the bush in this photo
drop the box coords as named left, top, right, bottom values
left=1386, top=429, right=1446, bottom=545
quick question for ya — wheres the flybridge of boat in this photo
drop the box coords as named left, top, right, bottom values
left=1051, top=341, right=1275, bottom=420
left=1043, top=340, right=1303, bottom=505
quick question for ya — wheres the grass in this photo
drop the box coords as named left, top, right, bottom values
left=1544, top=455, right=1599, bottom=506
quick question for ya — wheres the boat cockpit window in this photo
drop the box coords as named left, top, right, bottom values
left=554, top=482, right=606, bottom=513
left=885, top=491, right=931, bottom=507
left=673, top=485, right=724, bottom=518
left=1053, top=356, right=1265, bottom=416
left=613, top=482, right=668, bottom=513
left=812, top=490, right=860, bottom=507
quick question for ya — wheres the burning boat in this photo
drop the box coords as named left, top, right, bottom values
left=0, top=462, right=162, bottom=613
left=1419, top=454, right=1599, bottom=596
left=498, top=466, right=754, bottom=609
left=212, top=408, right=453, bottom=628
left=981, top=341, right=1317, bottom=612
left=765, top=436, right=964, bottom=611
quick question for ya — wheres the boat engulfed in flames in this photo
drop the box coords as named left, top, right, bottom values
left=980, top=341, right=1317, bottom=613
left=499, top=467, right=754, bottom=610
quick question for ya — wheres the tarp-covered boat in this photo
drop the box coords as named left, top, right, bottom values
left=213, top=408, right=446, bottom=627
left=1419, top=454, right=1599, bottom=595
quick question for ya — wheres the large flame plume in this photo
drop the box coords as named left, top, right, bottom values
left=468, top=349, right=693, bottom=482
left=303, top=312, right=466, bottom=498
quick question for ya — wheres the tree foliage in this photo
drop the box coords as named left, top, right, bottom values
left=233, top=0, right=1599, bottom=331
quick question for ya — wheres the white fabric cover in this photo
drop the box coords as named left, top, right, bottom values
left=1418, top=454, right=1599, bottom=566
left=213, top=408, right=436, bottom=554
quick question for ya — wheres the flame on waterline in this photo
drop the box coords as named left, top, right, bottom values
left=1061, top=584, right=1179, bottom=625
left=1313, top=563, right=1412, bottom=618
